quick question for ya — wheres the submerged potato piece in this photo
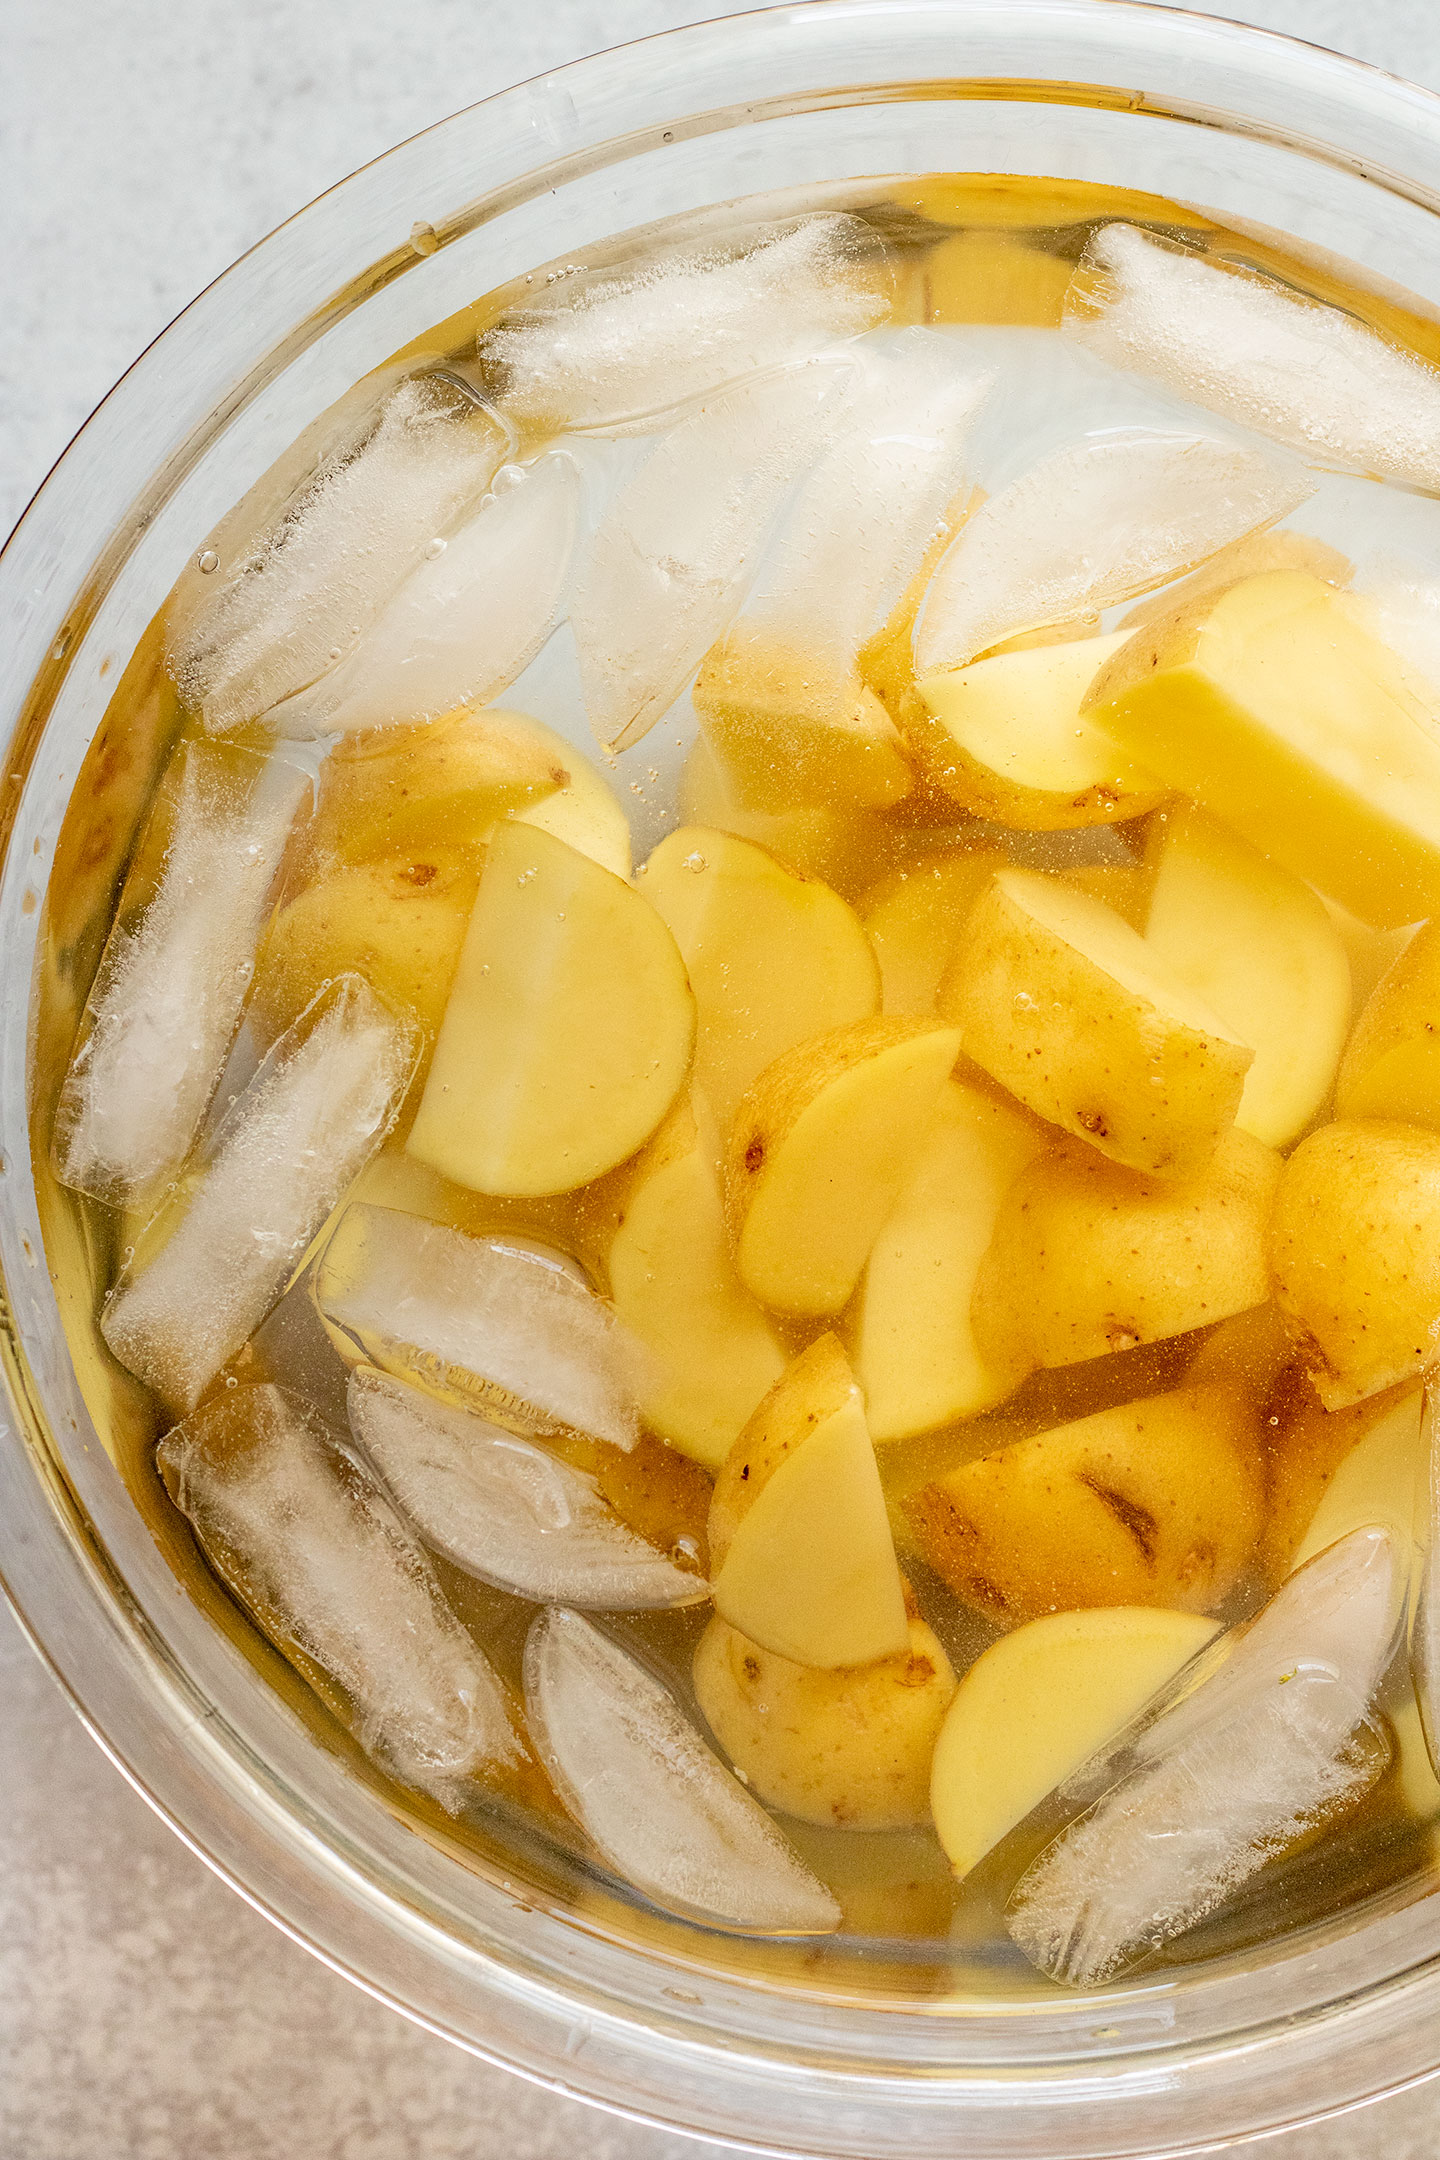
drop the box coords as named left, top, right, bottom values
left=250, top=850, right=477, bottom=1046
left=973, top=1127, right=1281, bottom=1373
left=1144, top=806, right=1352, bottom=1147
left=1336, top=919, right=1440, bottom=1131
left=407, top=823, right=694, bottom=1196
left=592, top=1430, right=714, bottom=1568
left=726, top=1019, right=962, bottom=1316
left=693, top=632, right=915, bottom=811
left=1184, top=1301, right=1296, bottom=1408
left=638, top=825, right=878, bottom=1133
left=941, top=868, right=1251, bottom=1176
left=904, top=632, right=1167, bottom=830
left=1084, top=570, right=1440, bottom=929
left=1263, top=1385, right=1421, bottom=1585
left=306, top=706, right=562, bottom=867
left=1117, top=527, right=1352, bottom=630
left=710, top=1338, right=909, bottom=1668
left=1062, top=861, right=1150, bottom=928
left=1289, top=1390, right=1425, bottom=1577
left=500, top=710, right=633, bottom=878
left=1269, top=1121, right=1440, bottom=1408
left=694, top=1611, right=957, bottom=1829
left=677, top=734, right=899, bottom=902
left=858, top=846, right=1008, bottom=1014
left=847, top=1076, right=1046, bottom=1438
left=906, top=1384, right=1263, bottom=1624
left=607, top=1094, right=787, bottom=1470
left=930, top=1606, right=1221, bottom=1877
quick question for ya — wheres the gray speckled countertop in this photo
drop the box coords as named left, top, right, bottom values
left=8, top=4, right=1440, bottom=2154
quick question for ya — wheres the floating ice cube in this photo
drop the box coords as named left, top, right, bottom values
left=158, top=1383, right=518, bottom=1803
left=315, top=1203, right=642, bottom=1450
left=1066, top=224, right=1440, bottom=495
left=171, top=376, right=507, bottom=734
left=734, top=330, right=992, bottom=670
left=264, top=452, right=582, bottom=739
left=102, top=977, right=417, bottom=1411
left=1411, top=1390, right=1440, bottom=1776
left=1008, top=1528, right=1402, bottom=1987
left=348, top=1367, right=704, bottom=1609
left=914, top=427, right=1312, bottom=674
left=524, top=1606, right=840, bottom=1932
left=53, top=741, right=310, bottom=1208
left=481, top=214, right=889, bottom=434
left=572, top=363, right=851, bottom=750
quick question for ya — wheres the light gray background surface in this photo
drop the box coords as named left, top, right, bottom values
left=6, top=3, right=1440, bottom=2155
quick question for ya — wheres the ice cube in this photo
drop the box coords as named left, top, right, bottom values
left=1065, top=224, right=1440, bottom=495
left=158, top=1382, right=519, bottom=1803
left=1410, top=1389, right=1440, bottom=1776
left=102, top=977, right=418, bottom=1411
left=523, top=1606, right=840, bottom=1932
left=734, top=330, right=992, bottom=670
left=571, top=362, right=851, bottom=750
left=914, top=427, right=1312, bottom=674
left=53, top=741, right=310, bottom=1208
left=1008, top=1528, right=1403, bottom=1986
left=264, top=451, right=582, bottom=739
left=481, top=214, right=890, bottom=434
left=171, top=376, right=507, bottom=734
left=314, top=1203, right=642, bottom=1450
left=348, top=1367, right=705, bottom=1609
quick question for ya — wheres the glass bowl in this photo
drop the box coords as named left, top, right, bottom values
left=7, top=3, right=1440, bottom=2153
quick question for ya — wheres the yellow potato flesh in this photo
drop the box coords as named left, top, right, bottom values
left=638, top=825, right=878, bottom=1134
left=677, top=735, right=899, bottom=903
left=1289, top=1388, right=1424, bottom=1574
left=693, top=1612, right=957, bottom=1829
left=607, top=1095, right=786, bottom=1470
left=1085, top=570, right=1440, bottom=928
left=407, top=822, right=694, bottom=1196
left=708, top=1334, right=856, bottom=1571
left=693, top=632, right=915, bottom=812
left=1261, top=1382, right=1411, bottom=1586
left=1144, top=805, right=1352, bottom=1147
left=307, top=706, right=562, bottom=866
left=712, top=1386, right=909, bottom=1667
left=1268, top=1119, right=1440, bottom=1407
left=848, top=1077, right=1045, bottom=1438
left=942, top=867, right=1251, bottom=1176
left=930, top=1606, right=1220, bottom=1877
left=906, top=1384, right=1262, bottom=1624
left=1336, top=918, right=1440, bottom=1131
left=859, top=847, right=1008, bottom=1014
left=1062, top=862, right=1150, bottom=928
left=500, top=711, right=633, bottom=878
left=907, top=632, right=1166, bottom=830
left=973, top=1127, right=1280, bottom=1373
left=727, top=1020, right=963, bottom=1317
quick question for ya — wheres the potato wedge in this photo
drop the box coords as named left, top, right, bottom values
left=694, top=631, right=915, bottom=812
left=1336, top=919, right=1440, bottom=1131
left=503, top=711, right=633, bottom=878
left=1261, top=1382, right=1413, bottom=1587
left=859, top=846, right=1008, bottom=1014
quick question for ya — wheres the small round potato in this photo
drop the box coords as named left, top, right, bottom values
left=693, top=1610, right=957, bottom=1829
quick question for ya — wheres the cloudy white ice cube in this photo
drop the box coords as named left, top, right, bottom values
left=481, top=214, right=889, bottom=435
left=914, top=426, right=1313, bottom=674
left=53, top=741, right=309, bottom=1208
left=1066, top=223, right=1440, bottom=496
left=102, top=977, right=417, bottom=1410
left=158, top=1383, right=518, bottom=1803
left=1008, top=1528, right=1403, bottom=1986
left=315, top=1203, right=643, bottom=1450
left=348, top=1367, right=705, bottom=1610
left=571, top=362, right=852, bottom=750
left=524, top=1606, right=840, bottom=1933
left=265, top=452, right=582, bottom=738
left=172, top=376, right=507, bottom=734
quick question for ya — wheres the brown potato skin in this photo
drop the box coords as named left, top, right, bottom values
left=905, top=1383, right=1263, bottom=1625
left=1268, top=1119, right=1440, bottom=1407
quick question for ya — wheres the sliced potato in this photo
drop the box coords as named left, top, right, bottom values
left=1336, top=919, right=1440, bottom=1131
left=693, top=632, right=915, bottom=811
left=306, top=706, right=561, bottom=867
left=1262, top=1382, right=1413, bottom=1586
left=504, top=710, right=633, bottom=879
left=858, top=846, right=1008, bottom=1015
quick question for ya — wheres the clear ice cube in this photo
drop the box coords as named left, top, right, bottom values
left=314, top=1203, right=642, bottom=1450
left=1066, top=224, right=1440, bottom=495
left=571, top=362, right=852, bottom=750
left=523, top=1605, right=840, bottom=1933
left=481, top=214, right=889, bottom=434
left=102, top=977, right=418, bottom=1411
left=264, top=451, right=582, bottom=738
left=158, top=1382, right=519, bottom=1803
left=1008, top=1527, right=1403, bottom=1987
left=53, top=741, right=310, bottom=1208
left=913, top=426, right=1312, bottom=674
left=171, top=376, right=507, bottom=734
left=348, top=1367, right=706, bottom=1610
left=733, top=329, right=992, bottom=670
